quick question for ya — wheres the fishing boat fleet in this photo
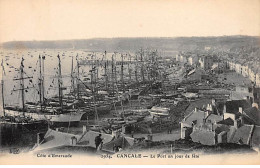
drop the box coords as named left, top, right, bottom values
left=0, top=58, right=48, bottom=149
left=0, top=49, right=172, bottom=151
left=3, top=55, right=85, bottom=126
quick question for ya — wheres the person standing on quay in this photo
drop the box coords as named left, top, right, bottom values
left=95, top=134, right=103, bottom=150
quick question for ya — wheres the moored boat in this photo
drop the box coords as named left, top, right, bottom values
left=3, top=55, right=86, bottom=127
left=0, top=116, right=48, bottom=150
left=4, top=108, right=85, bottom=127
left=149, top=106, right=170, bottom=117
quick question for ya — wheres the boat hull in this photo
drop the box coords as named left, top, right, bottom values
left=149, top=106, right=170, bottom=117
left=5, top=110, right=85, bottom=126
left=0, top=120, right=48, bottom=150
left=81, top=104, right=112, bottom=120
left=96, top=104, right=112, bottom=112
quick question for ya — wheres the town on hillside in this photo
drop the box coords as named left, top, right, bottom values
left=0, top=38, right=260, bottom=156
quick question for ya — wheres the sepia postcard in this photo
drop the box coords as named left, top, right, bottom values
left=0, top=0, right=260, bottom=165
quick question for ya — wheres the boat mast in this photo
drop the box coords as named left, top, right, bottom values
left=12, top=58, right=33, bottom=115
left=95, top=53, right=99, bottom=124
left=42, top=55, right=45, bottom=104
left=121, top=53, right=125, bottom=92
left=140, top=48, right=145, bottom=82
left=95, top=53, right=98, bottom=94
left=114, top=53, right=118, bottom=89
left=21, top=58, right=25, bottom=113
left=111, top=53, right=115, bottom=95
left=1, top=59, right=5, bottom=116
left=91, top=53, right=94, bottom=94
left=104, top=51, right=108, bottom=91
left=38, top=55, right=43, bottom=111
left=71, top=56, right=75, bottom=94
left=76, top=54, right=80, bottom=100
left=91, top=53, right=98, bottom=125
left=147, top=51, right=151, bottom=81
left=128, top=54, right=132, bottom=82
left=12, top=57, right=28, bottom=114
left=128, top=55, right=132, bottom=107
left=135, top=54, right=138, bottom=83
left=57, top=55, right=63, bottom=110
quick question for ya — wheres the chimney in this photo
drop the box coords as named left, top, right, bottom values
left=82, top=125, right=87, bottom=134
left=223, top=104, right=227, bottom=113
left=239, top=107, right=243, bottom=114
left=205, top=111, right=209, bottom=118
left=252, top=103, right=259, bottom=109
left=112, top=130, right=120, bottom=138
left=239, top=116, right=244, bottom=125
left=211, top=123, right=214, bottom=131
left=212, top=99, right=216, bottom=106
left=207, top=104, right=211, bottom=111
left=209, top=104, right=213, bottom=111
left=234, top=119, right=238, bottom=129
left=37, top=133, right=40, bottom=146
left=71, top=136, right=77, bottom=146
left=122, top=125, right=126, bottom=134
left=112, top=130, right=116, bottom=137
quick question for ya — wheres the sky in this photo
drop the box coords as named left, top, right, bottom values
left=0, top=0, right=259, bottom=43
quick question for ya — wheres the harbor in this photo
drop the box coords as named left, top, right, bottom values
left=1, top=0, right=260, bottom=165
left=0, top=49, right=178, bottom=153
left=0, top=44, right=260, bottom=156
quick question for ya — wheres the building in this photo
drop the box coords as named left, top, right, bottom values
left=33, top=127, right=135, bottom=153
left=180, top=55, right=187, bottom=63
left=252, top=87, right=260, bottom=107
left=180, top=99, right=260, bottom=146
left=241, top=62, right=249, bottom=78
left=176, top=53, right=189, bottom=64
left=256, top=73, right=260, bottom=87
left=175, top=54, right=180, bottom=62
left=199, top=56, right=213, bottom=70
left=228, top=60, right=236, bottom=71
left=227, top=59, right=260, bottom=87
left=211, top=61, right=229, bottom=74
left=184, top=68, right=206, bottom=83
left=188, top=55, right=199, bottom=66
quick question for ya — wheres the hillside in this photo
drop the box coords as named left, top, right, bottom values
left=1, top=36, right=259, bottom=55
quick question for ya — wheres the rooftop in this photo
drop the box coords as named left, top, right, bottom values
left=182, top=110, right=206, bottom=127
left=216, top=99, right=251, bottom=115
left=185, top=98, right=213, bottom=115
left=251, top=126, right=260, bottom=147
left=34, top=129, right=82, bottom=152
left=182, top=110, right=222, bottom=127
left=77, top=130, right=115, bottom=148
left=218, top=118, right=234, bottom=126
left=229, top=125, right=254, bottom=145
left=243, top=107, right=260, bottom=126
left=214, top=124, right=230, bottom=134
left=206, top=114, right=223, bottom=123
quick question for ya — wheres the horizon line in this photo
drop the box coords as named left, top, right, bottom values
left=1, top=35, right=260, bottom=44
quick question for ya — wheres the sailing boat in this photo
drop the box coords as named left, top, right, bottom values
left=76, top=52, right=113, bottom=118
left=0, top=58, right=48, bottom=149
left=108, top=53, right=130, bottom=107
left=4, top=55, right=85, bottom=127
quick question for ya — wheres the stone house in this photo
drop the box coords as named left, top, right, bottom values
left=180, top=99, right=260, bottom=146
left=199, top=55, right=213, bottom=70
